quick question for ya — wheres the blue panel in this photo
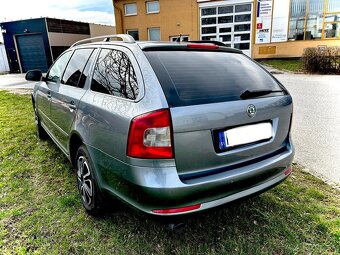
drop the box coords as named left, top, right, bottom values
left=0, top=18, right=52, bottom=73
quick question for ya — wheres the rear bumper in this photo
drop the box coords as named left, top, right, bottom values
left=91, top=137, right=294, bottom=216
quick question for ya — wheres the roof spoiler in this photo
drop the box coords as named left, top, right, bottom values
left=187, top=40, right=227, bottom=47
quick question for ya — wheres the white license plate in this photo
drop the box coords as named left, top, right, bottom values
left=224, top=122, right=273, bottom=147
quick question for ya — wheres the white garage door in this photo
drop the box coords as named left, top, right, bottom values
left=200, top=2, right=253, bottom=56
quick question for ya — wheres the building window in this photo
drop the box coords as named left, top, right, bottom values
left=288, top=0, right=307, bottom=40
left=148, top=28, right=161, bottom=41
left=170, top=35, right=189, bottom=42
left=146, top=1, right=160, bottom=14
left=288, top=0, right=340, bottom=40
left=305, top=0, right=324, bottom=40
left=202, top=8, right=216, bottom=16
left=324, top=13, right=340, bottom=38
left=328, top=0, right=340, bottom=12
left=127, top=29, right=139, bottom=40
left=124, top=3, right=137, bottom=16
left=235, top=4, right=251, bottom=13
left=324, top=22, right=340, bottom=38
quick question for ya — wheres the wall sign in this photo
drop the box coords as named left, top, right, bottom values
left=256, top=0, right=273, bottom=44
left=271, top=0, right=290, bottom=42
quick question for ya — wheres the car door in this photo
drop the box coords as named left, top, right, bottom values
left=38, top=50, right=73, bottom=135
left=79, top=46, right=144, bottom=163
left=49, top=48, right=97, bottom=152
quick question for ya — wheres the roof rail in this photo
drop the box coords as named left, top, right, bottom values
left=71, top=34, right=135, bottom=47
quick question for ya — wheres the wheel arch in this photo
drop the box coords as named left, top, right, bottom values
left=31, top=94, right=36, bottom=109
left=69, top=132, right=84, bottom=168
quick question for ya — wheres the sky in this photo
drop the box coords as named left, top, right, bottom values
left=0, top=0, right=116, bottom=42
left=0, top=0, right=115, bottom=24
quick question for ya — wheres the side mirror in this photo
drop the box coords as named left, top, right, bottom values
left=25, top=70, right=42, bottom=81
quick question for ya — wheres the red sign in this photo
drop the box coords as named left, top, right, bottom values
left=257, top=23, right=263, bottom=29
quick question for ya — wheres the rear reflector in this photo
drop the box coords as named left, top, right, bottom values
left=127, top=109, right=173, bottom=159
left=152, top=204, right=201, bottom=214
left=284, top=166, right=292, bottom=176
left=187, top=43, right=219, bottom=49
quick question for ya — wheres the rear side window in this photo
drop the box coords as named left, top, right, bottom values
left=91, top=49, right=139, bottom=100
left=47, top=51, right=72, bottom=83
left=61, top=48, right=94, bottom=87
left=145, top=51, right=283, bottom=107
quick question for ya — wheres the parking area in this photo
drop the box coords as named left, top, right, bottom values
left=274, top=72, right=340, bottom=186
left=0, top=73, right=35, bottom=90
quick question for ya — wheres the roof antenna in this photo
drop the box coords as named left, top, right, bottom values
left=175, top=34, right=182, bottom=43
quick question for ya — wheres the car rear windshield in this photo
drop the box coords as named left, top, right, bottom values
left=144, top=51, right=283, bottom=107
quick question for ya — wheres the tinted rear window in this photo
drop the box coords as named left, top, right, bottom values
left=145, top=51, right=283, bottom=107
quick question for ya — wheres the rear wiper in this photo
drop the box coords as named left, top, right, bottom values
left=240, top=89, right=283, bottom=100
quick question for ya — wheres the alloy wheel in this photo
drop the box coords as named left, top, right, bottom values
left=77, top=156, right=93, bottom=207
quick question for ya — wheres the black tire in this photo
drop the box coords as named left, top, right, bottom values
left=34, top=107, right=48, bottom=140
left=75, top=145, right=104, bottom=216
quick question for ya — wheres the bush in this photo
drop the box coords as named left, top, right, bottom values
left=302, top=46, right=340, bottom=74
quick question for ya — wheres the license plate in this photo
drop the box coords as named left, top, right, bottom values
left=219, top=122, right=272, bottom=149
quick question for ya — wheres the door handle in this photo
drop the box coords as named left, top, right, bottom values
left=68, top=101, right=77, bottom=111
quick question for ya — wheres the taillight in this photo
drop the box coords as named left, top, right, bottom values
left=187, top=43, right=219, bottom=49
left=127, top=109, right=173, bottom=159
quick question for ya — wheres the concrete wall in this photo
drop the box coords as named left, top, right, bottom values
left=114, top=0, right=199, bottom=41
left=0, top=44, right=10, bottom=72
left=89, top=24, right=116, bottom=37
left=253, top=40, right=340, bottom=59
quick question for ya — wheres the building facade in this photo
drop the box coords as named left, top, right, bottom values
left=113, top=0, right=340, bottom=58
left=1, top=18, right=116, bottom=73
left=114, top=0, right=199, bottom=42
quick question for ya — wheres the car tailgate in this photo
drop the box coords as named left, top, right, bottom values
left=170, top=96, right=292, bottom=179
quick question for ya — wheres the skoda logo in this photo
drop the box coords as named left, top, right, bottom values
left=247, top=104, right=256, bottom=118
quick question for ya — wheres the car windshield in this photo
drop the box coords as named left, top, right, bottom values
left=145, top=51, right=283, bottom=107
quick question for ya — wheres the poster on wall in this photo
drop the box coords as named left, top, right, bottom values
left=255, top=0, right=273, bottom=44
left=271, top=0, right=290, bottom=42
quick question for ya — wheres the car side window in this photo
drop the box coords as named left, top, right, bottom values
left=47, top=51, right=72, bottom=83
left=77, top=49, right=98, bottom=88
left=61, top=48, right=94, bottom=88
left=91, top=49, right=139, bottom=100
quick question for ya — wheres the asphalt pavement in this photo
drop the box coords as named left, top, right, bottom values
left=0, top=73, right=36, bottom=89
left=0, top=71, right=339, bottom=186
left=272, top=71, right=340, bottom=186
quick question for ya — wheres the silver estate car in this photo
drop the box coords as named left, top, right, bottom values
left=26, top=34, right=294, bottom=216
